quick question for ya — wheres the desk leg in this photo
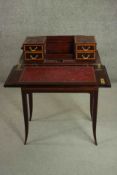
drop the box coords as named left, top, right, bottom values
left=28, top=93, right=33, bottom=121
left=92, top=90, right=98, bottom=145
left=90, top=93, right=94, bottom=120
left=21, top=89, right=29, bottom=145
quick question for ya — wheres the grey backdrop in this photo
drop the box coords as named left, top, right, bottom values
left=0, top=0, right=117, bottom=82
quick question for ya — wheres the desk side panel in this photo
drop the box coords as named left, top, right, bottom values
left=95, top=65, right=111, bottom=88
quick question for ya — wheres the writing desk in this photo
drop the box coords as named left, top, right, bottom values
left=4, top=36, right=111, bottom=145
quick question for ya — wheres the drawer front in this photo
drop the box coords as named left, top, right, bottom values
left=24, top=45, right=43, bottom=52
left=25, top=53, right=44, bottom=61
left=76, top=52, right=95, bottom=60
left=76, top=44, right=96, bottom=51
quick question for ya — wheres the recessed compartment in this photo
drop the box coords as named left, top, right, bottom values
left=46, top=36, right=75, bottom=61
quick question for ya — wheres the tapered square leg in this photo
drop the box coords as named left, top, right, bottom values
left=28, top=93, right=33, bottom=121
left=90, top=93, right=94, bottom=121
left=92, top=90, right=98, bottom=145
left=21, top=89, right=29, bottom=145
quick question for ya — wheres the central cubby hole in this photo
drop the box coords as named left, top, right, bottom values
left=46, top=36, right=75, bottom=60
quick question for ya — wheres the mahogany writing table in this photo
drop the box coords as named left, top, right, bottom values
left=4, top=36, right=111, bottom=145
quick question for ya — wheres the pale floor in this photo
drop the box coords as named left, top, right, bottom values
left=0, top=82, right=117, bottom=175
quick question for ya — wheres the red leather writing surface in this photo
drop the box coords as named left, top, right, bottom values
left=19, top=66, right=96, bottom=85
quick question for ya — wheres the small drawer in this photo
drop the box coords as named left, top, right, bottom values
left=25, top=53, right=44, bottom=60
left=76, top=52, right=95, bottom=60
left=24, top=45, right=43, bottom=52
left=76, top=44, right=96, bottom=51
